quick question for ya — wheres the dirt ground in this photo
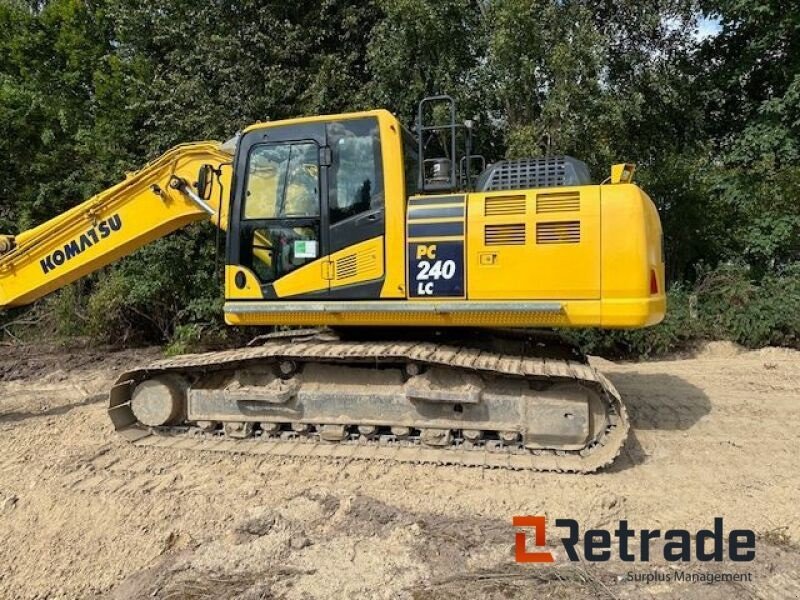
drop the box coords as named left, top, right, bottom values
left=0, top=340, right=798, bottom=599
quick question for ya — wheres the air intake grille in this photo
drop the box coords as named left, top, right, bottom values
left=484, top=195, right=526, bottom=216
left=536, top=221, right=580, bottom=244
left=536, top=192, right=580, bottom=214
left=335, top=254, right=357, bottom=279
left=335, top=252, right=378, bottom=280
left=485, top=223, right=526, bottom=246
left=477, top=156, right=592, bottom=191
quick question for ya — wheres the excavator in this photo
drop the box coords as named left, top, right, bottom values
left=0, top=96, right=665, bottom=472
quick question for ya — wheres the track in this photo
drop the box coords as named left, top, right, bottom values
left=109, top=335, right=629, bottom=473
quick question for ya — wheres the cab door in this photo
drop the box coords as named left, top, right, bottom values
left=325, top=117, right=386, bottom=298
left=228, top=123, right=331, bottom=299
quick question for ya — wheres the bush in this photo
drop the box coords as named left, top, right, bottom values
left=85, top=271, right=137, bottom=344
left=695, top=263, right=800, bottom=348
left=82, top=227, right=227, bottom=345
left=566, top=284, right=701, bottom=358
left=164, top=323, right=204, bottom=356
left=50, top=281, right=88, bottom=339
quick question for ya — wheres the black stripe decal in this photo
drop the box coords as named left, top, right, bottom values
left=408, top=221, right=464, bottom=238
left=408, top=205, right=465, bottom=220
left=407, top=195, right=465, bottom=206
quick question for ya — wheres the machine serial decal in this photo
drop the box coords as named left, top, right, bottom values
left=40, top=214, right=122, bottom=274
left=408, top=241, right=465, bottom=297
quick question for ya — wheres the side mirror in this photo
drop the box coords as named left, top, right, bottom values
left=196, top=164, right=214, bottom=200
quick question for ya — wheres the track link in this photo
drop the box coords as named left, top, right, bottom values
left=109, top=338, right=629, bottom=473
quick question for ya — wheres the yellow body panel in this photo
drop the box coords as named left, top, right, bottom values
left=330, top=237, right=384, bottom=289
left=224, top=265, right=263, bottom=299
left=271, top=253, right=330, bottom=298
left=0, top=143, right=232, bottom=307
left=599, top=184, right=665, bottom=327
left=233, top=236, right=386, bottom=301
left=467, top=187, right=600, bottom=300
left=374, top=112, right=407, bottom=299
left=225, top=180, right=665, bottom=328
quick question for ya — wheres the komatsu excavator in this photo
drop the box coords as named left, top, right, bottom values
left=0, top=96, right=665, bottom=472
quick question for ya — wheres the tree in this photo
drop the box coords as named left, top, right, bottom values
left=698, top=0, right=800, bottom=271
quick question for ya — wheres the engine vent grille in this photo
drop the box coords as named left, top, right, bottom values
left=485, top=223, right=526, bottom=246
left=484, top=195, right=526, bottom=216
left=536, top=221, right=581, bottom=244
left=536, top=192, right=580, bottom=214
left=335, top=254, right=357, bottom=279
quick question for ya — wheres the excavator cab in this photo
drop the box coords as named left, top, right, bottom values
left=225, top=112, right=395, bottom=306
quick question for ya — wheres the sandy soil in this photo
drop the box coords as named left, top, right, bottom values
left=0, top=340, right=798, bottom=599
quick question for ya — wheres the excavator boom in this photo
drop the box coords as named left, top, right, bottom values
left=0, top=142, right=232, bottom=308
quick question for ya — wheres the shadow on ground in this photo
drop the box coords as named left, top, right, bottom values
left=605, top=372, right=711, bottom=431
left=0, top=393, right=105, bottom=424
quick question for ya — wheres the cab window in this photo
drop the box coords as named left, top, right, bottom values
left=243, top=142, right=319, bottom=219
left=240, top=140, right=321, bottom=284
left=327, top=119, right=383, bottom=223
left=245, top=225, right=319, bottom=283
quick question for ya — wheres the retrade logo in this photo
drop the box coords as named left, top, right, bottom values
left=513, top=516, right=756, bottom=563
left=513, top=516, right=554, bottom=563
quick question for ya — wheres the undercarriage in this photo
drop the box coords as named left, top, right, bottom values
left=109, top=329, right=628, bottom=472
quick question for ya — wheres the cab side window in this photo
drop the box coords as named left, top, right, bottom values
left=327, top=119, right=383, bottom=223
left=245, top=225, right=318, bottom=283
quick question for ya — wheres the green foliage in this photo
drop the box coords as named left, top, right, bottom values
left=567, top=285, right=702, bottom=358
left=50, top=282, right=86, bottom=338
left=571, top=263, right=800, bottom=357
left=365, top=0, right=485, bottom=123
left=694, top=263, right=800, bottom=348
left=1, top=0, right=799, bottom=356
left=164, top=323, right=204, bottom=357
left=81, top=225, right=224, bottom=344
left=111, top=0, right=383, bottom=152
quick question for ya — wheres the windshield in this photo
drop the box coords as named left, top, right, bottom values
left=243, top=142, right=319, bottom=219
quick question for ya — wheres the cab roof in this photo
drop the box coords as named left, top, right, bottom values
left=242, top=108, right=398, bottom=135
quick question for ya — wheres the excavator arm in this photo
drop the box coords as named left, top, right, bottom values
left=0, top=142, right=232, bottom=308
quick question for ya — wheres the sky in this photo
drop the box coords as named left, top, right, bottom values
left=697, top=16, right=722, bottom=40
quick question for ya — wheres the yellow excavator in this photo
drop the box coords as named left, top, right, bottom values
left=0, top=96, right=665, bottom=472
